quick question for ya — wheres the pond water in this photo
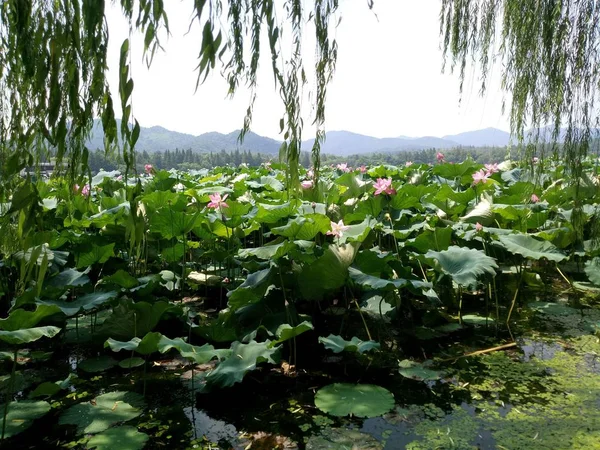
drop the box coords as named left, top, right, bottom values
left=4, top=293, right=600, bottom=449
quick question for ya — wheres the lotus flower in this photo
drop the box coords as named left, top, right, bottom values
left=116, top=175, right=123, bottom=181
left=405, top=161, right=413, bottom=167
left=475, top=222, right=483, bottom=232
left=373, top=177, right=396, bottom=196
left=337, top=163, right=351, bottom=173
left=484, top=163, right=499, bottom=174
left=301, top=180, right=313, bottom=189
left=436, top=152, right=445, bottom=162
left=174, top=183, right=185, bottom=192
left=327, top=220, right=350, bottom=238
left=207, top=193, right=229, bottom=209
left=472, top=169, right=490, bottom=185
left=531, top=193, right=540, bottom=203
left=307, top=168, right=314, bottom=179
left=359, top=165, right=368, bottom=174
left=81, top=184, right=91, bottom=197
left=144, top=164, right=153, bottom=174
left=532, top=157, right=539, bottom=164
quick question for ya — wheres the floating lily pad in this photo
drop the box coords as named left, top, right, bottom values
left=0, top=400, right=51, bottom=438
left=118, top=357, right=145, bottom=369
left=78, top=355, right=118, bottom=373
left=462, top=315, right=495, bottom=326
left=314, top=383, right=394, bottom=418
left=59, top=391, right=145, bottom=434
left=306, top=428, right=383, bottom=450
left=86, top=425, right=149, bottom=450
left=398, top=359, right=444, bottom=382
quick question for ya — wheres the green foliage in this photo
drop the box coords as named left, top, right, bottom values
left=86, top=426, right=149, bottom=450
left=425, top=246, right=499, bottom=288
left=318, top=335, right=380, bottom=354
left=398, top=360, right=444, bottom=382
left=0, top=401, right=51, bottom=438
left=59, top=391, right=146, bottom=435
left=314, top=383, right=395, bottom=418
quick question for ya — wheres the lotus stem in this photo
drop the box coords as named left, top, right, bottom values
left=1, top=349, right=18, bottom=441
left=354, top=299, right=372, bottom=341
left=458, top=286, right=463, bottom=324
left=506, top=263, right=526, bottom=330
left=556, top=266, right=572, bottom=287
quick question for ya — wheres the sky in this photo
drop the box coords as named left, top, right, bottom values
left=105, top=0, right=510, bottom=140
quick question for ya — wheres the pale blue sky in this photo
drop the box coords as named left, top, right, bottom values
left=105, top=0, right=509, bottom=139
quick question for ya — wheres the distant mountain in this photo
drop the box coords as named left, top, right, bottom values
left=442, top=127, right=512, bottom=147
left=86, top=120, right=282, bottom=154
left=86, top=121, right=517, bottom=155
left=303, top=131, right=459, bottom=155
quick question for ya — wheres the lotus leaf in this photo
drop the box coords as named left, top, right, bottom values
left=0, top=400, right=51, bottom=438
left=585, top=258, right=600, bottom=286
left=319, top=334, right=380, bottom=354
left=306, top=428, right=383, bottom=450
left=86, top=425, right=149, bottom=450
left=497, top=234, right=567, bottom=262
left=314, top=383, right=394, bottom=418
left=205, top=340, right=280, bottom=388
left=38, top=291, right=118, bottom=316
left=425, top=246, right=498, bottom=288
left=398, top=359, right=444, bottom=381
left=59, top=391, right=145, bottom=434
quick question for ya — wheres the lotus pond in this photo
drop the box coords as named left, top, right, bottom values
left=2, top=158, right=600, bottom=449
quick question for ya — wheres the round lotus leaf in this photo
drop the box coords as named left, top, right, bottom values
left=59, top=391, right=146, bottom=434
left=78, top=355, right=118, bottom=373
left=314, top=383, right=394, bottom=418
left=118, top=357, right=145, bottom=369
left=461, top=315, right=495, bottom=326
left=398, top=359, right=444, bottom=382
left=86, top=426, right=149, bottom=450
left=0, top=400, right=51, bottom=438
left=306, top=427, right=383, bottom=450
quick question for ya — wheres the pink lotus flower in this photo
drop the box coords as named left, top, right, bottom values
left=475, top=222, right=483, bottom=232
left=307, top=169, right=314, bottom=179
left=301, top=180, right=313, bottom=189
left=436, top=152, right=445, bottom=162
left=359, top=165, right=368, bottom=174
left=327, top=220, right=350, bottom=238
left=532, top=157, right=539, bottom=164
left=405, top=161, right=413, bottom=167
left=264, top=161, right=272, bottom=169
left=207, top=193, right=229, bottom=209
left=74, top=184, right=80, bottom=193
left=144, top=164, right=153, bottom=174
left=337, top=163, right=351, bottom=173
left=373, top=178, right=396, bottom=196
left=472, top=169, right=490, bottom=185
left=81, top=184, right=91, bottom=197
left=116, top=175, right=123, bottom=181
left=484, top=163, right=499, bottom=174
left=531, top=194, right=540, bottom=203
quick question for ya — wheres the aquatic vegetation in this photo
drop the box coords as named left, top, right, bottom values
left=1, top=159, right=600, bottom=446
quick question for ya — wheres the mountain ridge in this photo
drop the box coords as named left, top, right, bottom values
left=86, top=121, right=514, bottom=156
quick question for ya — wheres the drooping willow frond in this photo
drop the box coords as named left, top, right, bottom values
left=440, top=0, right=600, bottom=241
left=0, top=0, right=348, bottom=196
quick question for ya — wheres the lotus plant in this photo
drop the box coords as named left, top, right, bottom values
left=373, top=178, right=396, bottom=196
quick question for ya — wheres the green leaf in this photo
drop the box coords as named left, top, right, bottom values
left=398, top=359, right=444, bottom=381
left=227, top=268, right=272, bottom=310
left=462, top=315, right=495, bottom=325
left=46, top=268, right=90, bottom=288
left=38, top=291, right=118, bottom=316
left=348, top=267, right=408, bottom=291
left=270, top=321, right=314, bottom=346
left=59, top=391, right=145, bottom=434
left=299, top=243, right=359, bottom=300
left=0, top=304, right=62, bottom=331
left=271, top=214, right=331, bottom=240
left=314, top=383, right=394, bottom=418
left=318, top=335, right=380, bottom=354
left=425, top=246, right=498, bottom=288
left=101, top=270, right=140, bottom=289
left=497, top=234, right=567, bottom=262
left=118, top=357, right=145, bottom=369
left=76, top=243, right=115, bottom=268
left=205, top=340, right=280, bottom=389
left=0, top=326, right=61, bottom=345
left=306, top=428, right=383, bottom=450
left=28, top=381, right=61, bottom=398
left=86, top=426, right=149, bottom=450
left=0, top=401, right=51, bottom=438
left=78, top=355, right=118, bottom=373
left=585, top=258, right=600, bottom=286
